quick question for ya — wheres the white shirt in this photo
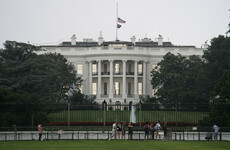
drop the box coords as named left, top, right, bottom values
left=155, top=123, right=161, bottom=130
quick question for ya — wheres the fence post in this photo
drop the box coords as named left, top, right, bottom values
left=139, top=102, right=142, bottom=126
left=220, top=132, right=222, bottom=141
left=103, top=103, right=106, bottom=127
left=68, top=103, right=70, bottom=128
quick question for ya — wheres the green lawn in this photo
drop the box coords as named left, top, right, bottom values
left=48, top=110, right=209, bottom=123
left=1, top=140, right=230, bottom=150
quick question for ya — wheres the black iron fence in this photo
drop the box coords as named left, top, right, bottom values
left=0, top=103, right=229, bottom=129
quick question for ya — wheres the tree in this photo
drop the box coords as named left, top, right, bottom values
left=199, top=35, right=230, bottom=127
left=0, top=41, right=82, bottom=103
left=151, top=53, right=205, bottom=105
left=202, top=35, right=230, bottom=102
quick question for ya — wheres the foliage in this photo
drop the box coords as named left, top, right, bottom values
left=151, top=53, right=205, bottom=105
left=0, top=88, right=48, bottom=126
left=199, top=35, right=230, bottom=126
left=0, top=41, right=82, bottom=103
left=69, top=91, right=88, bottom=104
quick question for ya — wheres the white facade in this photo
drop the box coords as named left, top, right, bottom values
left=40, top=35, right=206, bottom=104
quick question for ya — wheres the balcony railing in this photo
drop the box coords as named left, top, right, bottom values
left=114, top=72, right=122, bottom=75
left=127, top=94, right=134, bottom=98
left=101, top=72, right=110, bottom=75
left=113, top=94, right=122, bottom=98
left=101, top=94, right=109, bottom=98
left=126, top=72, right=134, bottom=75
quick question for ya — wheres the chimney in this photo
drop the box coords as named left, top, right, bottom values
left=204, top=40, right=208, bottom=49
left=130, top=36, right=136, bottom=45
left=98, top=36, right=103, bottom=45
left=98, top=31, right=104, bottom=45
left=158, top=35, right=163, bottom=46
left=71, top=34, right=76, bottom=45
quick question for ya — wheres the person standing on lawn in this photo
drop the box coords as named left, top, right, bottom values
left=110, top=122, right=117, bottom=140
left=38, top=124, right=43, bottom=141
left=154, top=121, right=161, bottom=140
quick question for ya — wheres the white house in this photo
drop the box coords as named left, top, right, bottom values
left=40, top=35, right=207, bottom=105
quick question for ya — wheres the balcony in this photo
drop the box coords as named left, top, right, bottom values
left=126, top=72, right=134, bottom=75
left=127, top=94, right=134, bottom=98
left=114, top=72, right=122, bottom=75
left=101, top=94, right=109, bottom=98
left=101, top=72, right=110, bottom=75
left=113, top=94, right=122, bottom=98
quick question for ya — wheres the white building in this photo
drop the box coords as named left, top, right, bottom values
left=41, top=35, right=207, bottom=105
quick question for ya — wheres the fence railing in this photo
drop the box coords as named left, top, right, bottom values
left=1, top=103, right=228, bottom=128
left=1, top=130, right=230, bottom=141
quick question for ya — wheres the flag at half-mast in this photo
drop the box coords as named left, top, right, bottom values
left=118, top=17, right=126, bottom=23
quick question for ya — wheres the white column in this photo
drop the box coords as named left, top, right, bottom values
left=109, top=60, right=114, bottom=99
left=89, top=61, right=92, bottom=96
left=134, top=60, right=138, bottom=99
left=97, top=60, right=101, bottom=99
left=122, top=60, right=127, bottom=99
left=143, top=61, right=147, bottom=96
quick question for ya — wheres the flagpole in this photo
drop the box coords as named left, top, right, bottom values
left=116, top=3, right=118, bottom=41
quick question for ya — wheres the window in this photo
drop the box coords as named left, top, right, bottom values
left=115, top=82, right=120, bottom=95
left=138, top=83, right=142, bottom=95
left=152, top=65, right=157, bottom=71
left=128, top=82, right=131, bottom=95
left=104, top=64, right=107, bottom=73
left=115, top=63, right=120, bottom=74
left=79, top=85, right=83, bottom=93
left=128, top=63, right=132, bottom=73
left=152, top=88, right=158, bottom=96
left=138, top=64, right=143, bottom=74
left=92, top=64, right=97, bottom=74
left=92, top=83, right=97, bottom=95
left=77, top=64, right=83, bottom=75
left=104, top=82, right=107, bottom=95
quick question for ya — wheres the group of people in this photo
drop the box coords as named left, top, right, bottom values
left=110, top=122, right=134, bottom=140
left=110, top=121, right=168, bottom=140
left=144, top=121, right=168, bottom=140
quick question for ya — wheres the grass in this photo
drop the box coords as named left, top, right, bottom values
left=1, top=140, right=230, bottom=150
left=48, top=110, right=209, bottom=123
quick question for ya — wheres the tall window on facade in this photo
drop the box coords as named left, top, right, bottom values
left=115, top=63, right=120, bottom=74
left=104, top=64, right=107, bottom=73
left=77, top=64, right=83, bottom=75
left=92, top=83, right=97, bottom=95
left=115, top=82, right=120, bottom=95
left=152, top=88, right=158, bottom=96
left=79, top=85, right=83, bottom=93
left=104, top=82, right=107, bottom=95
left=138, top=64, right=143, bottom=74
left=92, top=64, right=97, bottom=74
left=138, top=83, right=143, bottom=95
left=152, top=64, right=157, bottom=71
left=128, top=82, right=131, bottom=95
left=128, top=63, right=132, bottom=73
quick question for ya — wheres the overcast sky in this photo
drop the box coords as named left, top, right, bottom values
left=0, top=0, right=229, bottom=48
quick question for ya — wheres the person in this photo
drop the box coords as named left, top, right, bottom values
left=213, top=124, right=219, bottom=141
left=162, top=122, right=168, bottom=140
left=149, top=122, right=154, bottom=140
left=110, top=122, right=117, bottom=140
left=128, top=122, right=133, bottom=140
left=154, top=121, right=161, bottom=140
left=144, top=122, right=150, bottom=140
left=38, top=124, right=43, bottom=141
left=117, top=122, right=122, bottom=139
left=121, top=122, right=126, bottom=140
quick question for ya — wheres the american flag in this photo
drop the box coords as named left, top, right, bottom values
left=118, top=17, right=126, bottom=23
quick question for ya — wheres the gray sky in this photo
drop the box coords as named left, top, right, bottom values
left=0, top=0, right=229, bottom=48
